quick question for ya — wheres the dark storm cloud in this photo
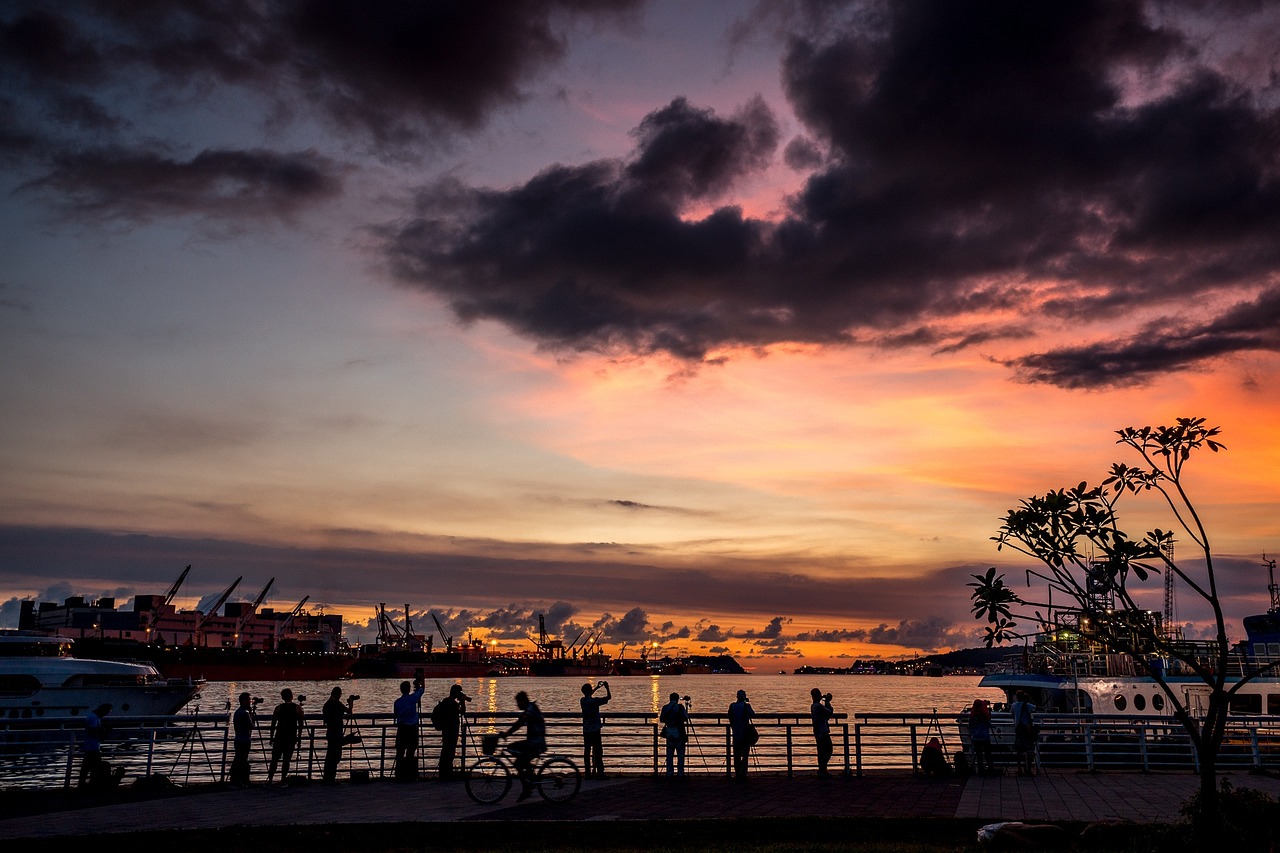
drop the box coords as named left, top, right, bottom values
left=797, top=617, right=973, bottom=652
left=1, top=1, right=641, bottom=150
left=384, top=96, right=784, bottom=359
left=386, top=0, right=1280, bottom=386
left=22, top=146, right=344, bottom=224
left=1007, top=285, right=1280, bottom=387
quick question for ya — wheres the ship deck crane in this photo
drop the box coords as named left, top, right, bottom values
left=193, top=575, right=242, bottom=646
left=430, top=612, right=454, bottom=654
left=145, top=564, right=191, bottom=635
left=233, top=577, right=274, bottom=647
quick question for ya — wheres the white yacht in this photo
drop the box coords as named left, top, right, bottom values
left=0, top=632, right=201, bottom=720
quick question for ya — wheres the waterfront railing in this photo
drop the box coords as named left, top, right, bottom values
left=6, top=711, right=1280, bottom=789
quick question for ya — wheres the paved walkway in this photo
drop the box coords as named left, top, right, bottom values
left=3, top=771, right=1279, bottom=840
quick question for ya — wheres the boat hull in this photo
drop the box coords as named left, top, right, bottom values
left=73, top=639, right=356, bottom=682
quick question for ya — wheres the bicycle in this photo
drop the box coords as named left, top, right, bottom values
left=464, top=734, right=581, bottom=804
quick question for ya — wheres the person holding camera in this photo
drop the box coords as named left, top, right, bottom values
left=436, top=683, right=469, bottom=781
left=322, top=686, right=357, bottom=783
left=393, top=673, right=426, bottom=782
left=659, top=692, right=689, bottom=778
left=579, top=680, right=611, bottom=778
left=810, top=688, right=835, bottom=777
left=230, top=693, right=255, bottom=787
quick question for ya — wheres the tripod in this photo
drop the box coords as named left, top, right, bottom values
left=680, top=696, right=710, bottom=771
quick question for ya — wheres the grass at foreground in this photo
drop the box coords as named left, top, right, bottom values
left=1, top=817, right=1189, bottom=853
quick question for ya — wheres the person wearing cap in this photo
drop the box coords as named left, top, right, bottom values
left=727, top=689, right=755, bottom=779
left=437, top=683, right=470, bottom=780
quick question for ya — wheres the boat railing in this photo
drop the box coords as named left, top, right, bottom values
left=9, top=710, right=1280, bottom=789
left=956, top=711, right=1280, bottom=773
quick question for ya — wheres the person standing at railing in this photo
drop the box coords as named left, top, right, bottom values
left=727, top=689, right=755, bottom=779
left=393, top=675, right=426, bottom=782
left=967, top=698, right=993, bottom=775
left=230, top=692, right=254, bottom=788
left=1010, top=689, right=1038, bottom=776
left=267, top=688, right=303, bottom=786
left=78, top=703, right=112, bottom=788
left=580, top=680, right=611, bottom=778
left=322, top=686, right=355, bottom=783
left=659, top=692, right=689, bottom=777
left=434, top=683, right=469, bottom=781
left=809, top=688, right=835, bottom=777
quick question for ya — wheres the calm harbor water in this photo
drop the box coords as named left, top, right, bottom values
left=194, top=673, right=1006, bottom=719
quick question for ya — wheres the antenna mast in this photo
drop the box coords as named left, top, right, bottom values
left=1265, top=553, right=1279, bottom=614
left=1162, top=538, right=1177, bottom=635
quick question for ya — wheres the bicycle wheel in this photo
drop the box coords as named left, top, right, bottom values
left=465, top=756, right=512, bottom=804
left=535, top=755, right=581, bottom=803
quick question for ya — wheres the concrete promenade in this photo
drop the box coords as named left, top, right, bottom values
left=3, top=771, right=1280, bottom=840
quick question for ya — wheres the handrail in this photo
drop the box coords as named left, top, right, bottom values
left=6, top=711, right=1280, bottom=789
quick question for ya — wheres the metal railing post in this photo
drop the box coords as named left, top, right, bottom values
left=909, top=724, right=919, bottom=775
left=1085, top=724, right=1094, bottom=771
left=786, top=724, right=793, bottom=778
left=854, top=722, right=863, bottom=777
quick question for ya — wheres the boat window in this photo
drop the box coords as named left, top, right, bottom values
left=1229, top=694, right=1263, bottom=715
left=1268, top=695, right=1280, bottom=715
left=1133, top=694, right=1146, bottom=711
left=0, top=674, right=41, bottom=696
left=1152, top=694, right=1165, bottom=711
left=1114, top=694, right=1127, bottom=711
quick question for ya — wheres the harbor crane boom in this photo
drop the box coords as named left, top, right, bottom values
left=193, top=575, right=242, bottom=644
left=430, top=612, right=453, bottom=653
left=233, top=577, right=274, bottom=645
left=164, top=565, right=192, bottom=607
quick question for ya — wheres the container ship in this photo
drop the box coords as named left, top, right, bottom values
left=18, top=567, right=355, bottom=682
left=349, top=604, right=495, bottom=679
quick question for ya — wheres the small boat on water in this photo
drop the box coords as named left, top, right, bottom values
left=0, top=632, right=202, bottom=720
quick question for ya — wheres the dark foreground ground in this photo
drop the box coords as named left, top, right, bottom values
left=3, top=771, right=1279, bottom=852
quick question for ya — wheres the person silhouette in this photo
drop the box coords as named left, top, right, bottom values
left=580, top=680, right=610, bottom=778
left=727, top=689, right=755, bottom=779
left=659, top=692, right=689, bottom=777
left=500, top=690, right=546, bottom=801
left=810, top=688, right=835, bottom=776
left=267, top=688, right=303, bottom=786
left=393, top=676, right=426, bottom=782
left=230, top=692, right=254, bottom=787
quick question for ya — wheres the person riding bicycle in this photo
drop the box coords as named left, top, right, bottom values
left=500, top=690, right=546, bottom=801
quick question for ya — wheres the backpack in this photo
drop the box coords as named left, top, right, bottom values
left=430, top=699, right=452, bottom=731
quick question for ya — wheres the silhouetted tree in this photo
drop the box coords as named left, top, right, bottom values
left=969, top=417, right=1274, bottom=833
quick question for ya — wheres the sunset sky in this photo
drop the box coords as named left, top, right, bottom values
left=2, top=1, right=1279, bottom=669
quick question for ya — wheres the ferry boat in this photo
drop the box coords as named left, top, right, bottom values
left=978, top=558, right=1280, bottom=718
left=0, top=632, right=202, bottom=720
